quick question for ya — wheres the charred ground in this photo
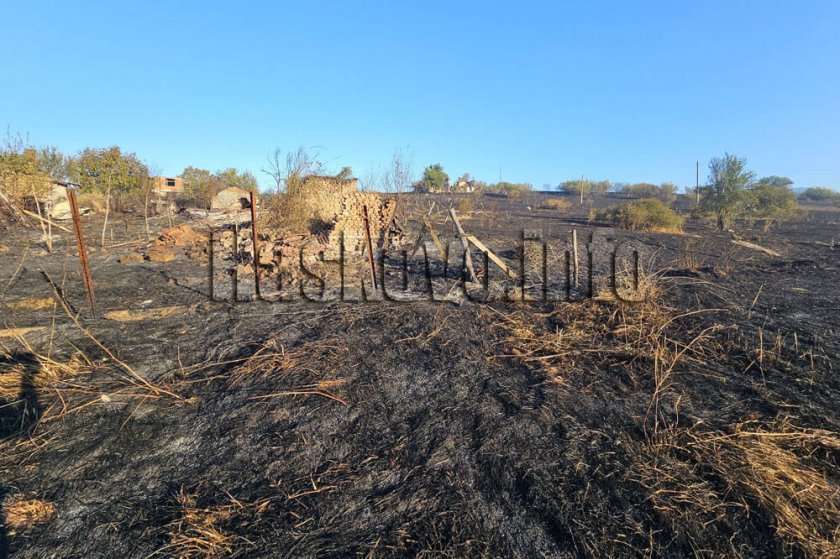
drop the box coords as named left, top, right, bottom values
left=0, top=193, right=838, bottom=558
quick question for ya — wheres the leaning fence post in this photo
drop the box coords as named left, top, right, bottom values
left=67, top=187, right=95, bottom=316
left=448, top=208, right=479, bottom=283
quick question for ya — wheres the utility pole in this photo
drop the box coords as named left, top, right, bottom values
left=580, top=174, right=584, bottom=205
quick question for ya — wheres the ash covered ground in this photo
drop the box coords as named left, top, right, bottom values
left=1, top=193, right=838, bottom=558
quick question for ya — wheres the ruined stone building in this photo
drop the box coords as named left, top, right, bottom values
left=149, top=176, right=185, bottom=197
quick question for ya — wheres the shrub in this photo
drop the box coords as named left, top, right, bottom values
left=455, top=196, right=475, bottom=214
left=746, top=183, right=797, bottom=230
left=594, top=199, right=684, bottom=232
left=620, top=183, right=677, bottom=204
left=800, top=187, right=840, bottom=205
left=485, top=182, right=532, bottom=198
left=261, top=191, right=312, bottom=233
left=543, top=198, right=571, bottom=212
left=558, top=179, right=611, bottom=195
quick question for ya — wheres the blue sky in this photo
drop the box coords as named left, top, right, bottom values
left=2, top=1, right=838, bottom=191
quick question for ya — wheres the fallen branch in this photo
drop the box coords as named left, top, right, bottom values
left=42, top=270, right=182, bottom=400
left=465, top=234, right=517, bottom=279
left=731, top=240, right=781, bottom=257
left=250, top=390, right=348, bottom=406
left=21, top=209, right=72, bottom=233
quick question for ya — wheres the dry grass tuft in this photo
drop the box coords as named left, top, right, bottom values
left=227, top=337, right=348, bottom=405
left=0, top=348, right=91, bottom=401
left=542, top=197, right=571, bottom=212
left=3, top=297, right=55, bottom=311
left=2, top=496, right=56, bottom=529
left=227, top=338, right=298, bottom=386
left=164, top=488, right=269, bottom=558
left=636, top=421, right=840, bottom=558
left=492, top=303, right=611, bottom=377
left=675, top=237, right=705, bottom=271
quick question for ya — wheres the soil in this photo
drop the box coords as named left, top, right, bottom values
left=0, top=193, right=838, bottom=558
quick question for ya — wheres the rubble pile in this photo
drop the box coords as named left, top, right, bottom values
left=138, top=187, right=404, bottom=287
left=145, top=224, right=208, bottom=263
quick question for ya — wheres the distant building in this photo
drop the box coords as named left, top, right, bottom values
left=451, top=178, right=476, bottom=193
left=150, top=176, right=185, bottom=196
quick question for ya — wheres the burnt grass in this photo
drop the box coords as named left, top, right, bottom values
left=0, top=193, right=838, bottom=558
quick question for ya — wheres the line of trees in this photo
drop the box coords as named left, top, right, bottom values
left=0, top=135, right=261, bottom=210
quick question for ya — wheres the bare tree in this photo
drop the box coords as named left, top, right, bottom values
left=382, top=148, right=414, bottom=193
left=262, top=147, right=324, bottom=193
left=360, top=165, right=384, bottom=192
left=262, top=147, right=285, bottom=193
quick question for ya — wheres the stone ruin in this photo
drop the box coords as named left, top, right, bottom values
left=290, top=175, right=399, bottom=255
left=135, top=175, right=403, bottom=287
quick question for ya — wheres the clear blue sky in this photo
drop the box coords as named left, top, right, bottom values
left=2, top=1, right=838, bottom=191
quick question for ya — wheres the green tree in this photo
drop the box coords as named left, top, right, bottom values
left=180, top=166, right=223, bottom=208
left=36, top=146, right=71, bottom=181
left=800, top=187, right=840, bottom=205
left=70, top=146, right=149, bottom=194
left=420, top=163, right=449, bottom=193
left=754, top=175, right=793, bottom=189
left=217, top=168, right=258, bottom=191
left=746, top=182, right=797, bottom=230
left=336, top=166, right=353, bottom=180
left=701, top=153, right=755, bottom=230
left=0, top=135, right=53, bottom=201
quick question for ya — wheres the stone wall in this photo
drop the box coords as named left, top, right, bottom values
left=290, top=176, right=395, bottom=253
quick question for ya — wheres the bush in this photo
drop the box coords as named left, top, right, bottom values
left=800, top=187, right=840, bottom=205
left=559, top=179, right=611, bottom=196
left=543, top=198, right=571, bottom=212
left=620, top=183, right=677, bottom=204
left=261, top=191, right=312, bottom=233
left=593, top=199, right=684, bottom=232
left=455, top=196, right=475, bottom=214
left=746, top=183, right=797, bottom=230
left=486, top=182, right=532, bottom=198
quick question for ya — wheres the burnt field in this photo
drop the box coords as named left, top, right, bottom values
left=1, top=193, right=839, bottom=558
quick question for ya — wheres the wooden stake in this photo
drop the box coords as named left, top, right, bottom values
left=250, top=191, right=261, bottom=299
left=572, top=229, right=579, bottom=289
left=448, top=208, right=478, bottom=283
left=67, top=188, right=96, bottom=316
left=231, top=228, right=238, bottom=303
left=362, top=205, right=378, bottom=290
left=422, top=217, right=447, bottom=259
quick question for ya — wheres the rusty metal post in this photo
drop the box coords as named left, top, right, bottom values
left=231, top=228, right=238, bottom=303
left=67, top=188, right=96, bottom=316
left=249, top=191, right=261, bottom=299
left=361, top=205, right=378, bottom=290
